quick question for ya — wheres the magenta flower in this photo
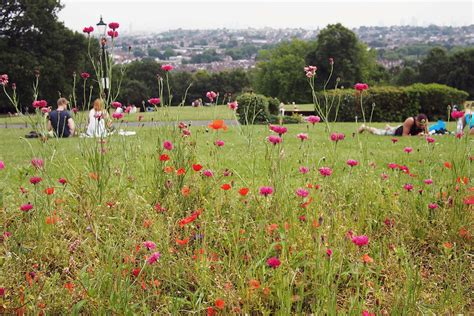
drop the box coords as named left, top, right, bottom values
left=424, top=179, right=433, bottom=185
left=269, top=125, right=288, bottom=136
left=380, top=173, right=389, bottom=180
left=306, top=115, right=320, bottom=125
left=32, top=100, right=47, bottom=108
left=206, top=91, right=217, bottom=102
left=267, top=135, right=282, bottom=145
left=304, top=65, right=317, bottom=78
left=296, top=133, right=308, bottom=141
left=148, top=98, right=160, bottom=105
left=318, top=167, right=332, bottom=177
left=266, top=256, right=281, bottom=268
left=161, top=64, right=174, bottom=72
left=326, top=248, right=333, bottom=257
left=404, top=147, right=413, bottom=153
left=112, top=112, right=123, bottom=119
left=202, top=169, right=214, bottom=177
left=0, top=160, right=4, bottom=170
left=428, top=203, right=438, bottom=209
left=354, top=83, right=369, bottom=91
left=337, top=133, right=345, bottom=141
left=80, top=72, right=90, bottom=79
left=111, top=101, right=122, bottom=108
left=228, top=101, right=238, bottom=110
left=451, top=110, right=465, bottom=119
left=163, top=140, right=173, bottom=151
left=58, top=178, right=67, bottom=185
left=20, top=203, right=33, bottom=212
left=107, top=30, right=118, bottom=38
left=29, top=176, right=42, bottom=185
left=108, top=22, right=120, bottom=30
left=259, top=186, right=274, bottom=197
left=351, top=235, right=369, bottom=247
left=426, top=136, right=435, bottom=144
left=214, top=140, right=225, bottom=147
left=143, top=241, right=156, bottom=250
left=147, top=252, right=161, bottom=265
left=31, top=158, right=44, bottom=169
left=346, top=159, right=358, bottom=167
left=455, top=132, right=464, bottom=139
left=296, top=188, right=309, bottom=198
left=0, top=74, right=8, bottom=86
left=403, top=183, right=414, bottom=191
left=299, top=166, right=309, bottom=174
left=82, top=26, right=94, bottom=34
left=330, top=133, right=338, bottom=141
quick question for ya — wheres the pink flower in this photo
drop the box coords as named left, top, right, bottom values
left=20, top=203, right=33, bottom=212
left=31, top=158, right=44, bottom=169
left=259, top=186, right=273, bottom=197
left=304, top=65, right=317, bottom=78
left=206, top=91, right=217, bottom=102
left=318, top=167, right=332, bottom=177
left=81, top=72, right=90, bottom=79
left=351, top=235, right=369, bottom=247
left=214, top=140, right=225, bottom=147
left=451, top=110, right=465, bottom=119
left=202, top=169, right=214, bottom=177
left=143, top=241, right=156, bottom=250
left=267, top=135, right=282, bottom=145
left=108, top=22, right=120, bottom=30
left=326, top=248, right=333, bottom=257
left=297, top=133, right=308, bottom=141
left=266, top=256, right=281, bottom=268
left=32, top=100, right=47, bottom=108
left=163, top=140, right=173, bottom=151
left=455, top=132, right=463, bottom=139
left=362, top=311, right=375, bottom=316
left=424, top=179, right=433, bottom=185
left=148, top=98, right=160, bottom=105
left=296, top=188, right=309, bottom=198
left=72, top=107, right=78, bottom=114
left=354, top=83, right=369, bottom=91
left=107, top=30, right=118, bottom=38
left=0, top=160, right=4, bottom=170
left=403, top=183, right=414, bottom=191
left=387, top=163, right=398, bottom=169
left=404, top=147, right=413, bottom=153
left=428, top=203, right=438, bottom=209
left=58, top=178, right=67, bottom=185
left=337, top=133, right=345, bottom=141
left=228, top=101, right=238, bottom=110
left=147, top=252, right=161, bottom=264
left=329, top=57, right=334, bottom=65
left=299, top=166, right=309, bottom=174
left=426, top=136, right=435, bottom=144
left=306, top=115, right=320, bottom=125
left=330, top=133, right=338, bottom=141
left=161, top=64, right=174, bottom=71
left=112, top=112, right=123, bottom=119
left=0, top=74, right=8, bottom=86
left=29, top=176, right=42, bottom=185
left=111, top=101, right=122, bottom=108
left=380, top=173, right=389, bottom=180
left=82, top=26, right=94, bottom=34
left=347, top=159, right=358, bottom=167
left=182, top=129, right=191, bottom=136
left=269, top=125, right=288, bottom=136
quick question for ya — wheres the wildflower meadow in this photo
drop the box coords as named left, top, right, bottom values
left=0, top=20, right=473, bottom=315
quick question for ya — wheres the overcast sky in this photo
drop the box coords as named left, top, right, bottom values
left=59, top=0, right=473, bottom=33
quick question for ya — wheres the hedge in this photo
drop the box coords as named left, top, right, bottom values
left=315, top=83, right=468, bottom=122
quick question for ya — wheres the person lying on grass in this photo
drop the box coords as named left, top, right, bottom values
left=358, top=113, right=429, bottom=136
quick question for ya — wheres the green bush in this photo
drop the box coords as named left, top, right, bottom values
left=319, top=84, right=468, bottom=122
left=236, top=93, right=270, bottom=125
left=267, top=97, right=280, bottom=115
left=268, top=114, right=303, bottom=124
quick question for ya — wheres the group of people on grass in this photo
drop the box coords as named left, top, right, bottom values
left=47, top=97, right=474, bottom=138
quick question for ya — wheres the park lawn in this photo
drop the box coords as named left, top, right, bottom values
left=0, top=122, right=472, bottom=314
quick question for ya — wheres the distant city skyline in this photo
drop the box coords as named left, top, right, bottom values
left=59, top=0, right=473, bottom=33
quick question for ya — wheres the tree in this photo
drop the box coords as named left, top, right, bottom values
left=306, top=23, right=378, bottom=88
left=418, top=47, right=449, bottom=83
left=444, top=48, right=474, bottom=97
left=0, top=0, right=90, bottom=113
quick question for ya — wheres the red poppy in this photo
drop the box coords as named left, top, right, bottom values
left=464, top=195, right=474, bottom=205
left=208, top=119, right=228, bottom=131
left=215, top=299, right=225, bottom=310
left=238, top=187, right=249, bottom=196
left=192, top=164, right=203, bottom=171
left=64, top=282, right=74, bottom=294
left=176, top=237, right=190, bottom=245
left=444, top=161, right=452, bottom=169
left=179, top=209, right=202, bottom=227
left=221, top=183, right=231, bottom=190
left=44, top=187, right=54, bottom=195
left=160, top=154, right=170, bottom=161
left=207, top=307, right=216, bottom=316
left=176, top=168, right=186, bottom=175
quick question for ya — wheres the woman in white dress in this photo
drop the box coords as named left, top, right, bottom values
left=86, top=98, right=109, bottom=137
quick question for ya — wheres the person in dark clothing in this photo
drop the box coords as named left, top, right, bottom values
left=358, top=114, right=429, bottom=136
left=47, top=98, right=75, bottom=137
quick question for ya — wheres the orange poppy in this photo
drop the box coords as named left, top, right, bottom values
left=361, top=253, right=374, bottom=264
left=179, top=209, right=202, bottom=227
left=45, top=215, right=60, bottom=225
left=176, top=168, right=186, bottom=175
left=64, top=282, right=74, bottom=294
left=457, top=176, right=469, bottom=185
left=89, top=172, right=99, bottom=180
left=215, top=299, right=225, bottom=310
left=459, top=227, right=471, bottom=240
left=164, top=166, right=174, bottom=173
left=249, top=279, right=260, bottom=290
left=443, top=242, right=453, bottom=249
left=176, top=237, right=190, bottom=245
left=208, top=119, right=228, bottom=131
left=181, top=185, right=190, bottom=196
left=143, top=219, right=153, bottom=228
left=444, top=161, right=452, bottom=169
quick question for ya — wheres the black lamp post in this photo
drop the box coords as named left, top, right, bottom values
left=96, top=16, right=108, bottom=100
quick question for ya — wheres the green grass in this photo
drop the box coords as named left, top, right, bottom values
left=0, top=121, right=472, bottom=314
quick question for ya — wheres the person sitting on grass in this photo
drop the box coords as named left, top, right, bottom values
left=86, top=98, right=109, bottom=137
left=47, top=97, right=75, bottom=137
left=358, top=113, right=429, bottom=136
